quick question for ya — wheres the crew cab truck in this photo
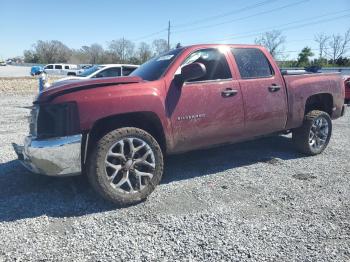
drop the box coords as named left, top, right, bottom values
left=13, top=44, right=346, bottom=205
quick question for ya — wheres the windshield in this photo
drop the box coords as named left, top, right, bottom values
left=130, top=48, right=184, bottom=81
left=78, top=65, right=104, bottom=77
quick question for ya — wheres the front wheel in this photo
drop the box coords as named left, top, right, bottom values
left=292, top=110, right=332, bottom=156
left=88, top=127, right=164, bottom=205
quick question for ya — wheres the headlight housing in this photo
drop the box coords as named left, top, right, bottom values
left=29, top=105, right=39, bottom=138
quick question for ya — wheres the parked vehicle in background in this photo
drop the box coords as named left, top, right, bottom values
left=0, top=60, right=6, bottom=66
left=30, top=66, right=43, bottom=76
left=43, top=64, right=83, bottom=76
left=80, top=64, right=93, bottom=70
left=13, top=44, right=346, bottom=206
left=344, top=76, right=350, bottom=104
left=54, top=64, right=139, bottom=83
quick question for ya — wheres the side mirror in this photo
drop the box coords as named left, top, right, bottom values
left=181, top=62, right=206, bottom=82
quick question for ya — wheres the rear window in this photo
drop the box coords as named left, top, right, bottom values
left=231, top=48, right=273, bottom=79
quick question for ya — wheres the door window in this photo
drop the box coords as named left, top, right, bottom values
left=64, top=65, right=69, bottom=69
left=231, top=48, right=273, bottom=79
left=122, top=66, right=137, bottom=76
left=55, top=65, right=62, bottom=69
left=182, top=48, right=232, bottom=82
left=45, top=65, right=53, bottom=69
left=96, top=67, right=121, bottom=78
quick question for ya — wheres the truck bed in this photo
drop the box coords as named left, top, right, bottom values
left=283, top=72, right=345, bottom=129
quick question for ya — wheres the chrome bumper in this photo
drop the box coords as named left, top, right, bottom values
left=13, top=134, right=82, bottom=176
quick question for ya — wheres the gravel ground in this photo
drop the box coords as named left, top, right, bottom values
left=0, top=86, right=349, bottom=261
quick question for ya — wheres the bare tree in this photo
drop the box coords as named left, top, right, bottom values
left=108, top=38, right=135, bottom=63
left=255, top=30, right=286, bottom=58
left=152, top=39, right=168, bottom=56
left=82, top=44, right=105, bottom=64
left=314, top=33, right=330, bottom=59
left=326, top=29, right=350, bottom=62
left=33, top=40, right=71, bottom=63
left=138, top=42, right=152, bottom=63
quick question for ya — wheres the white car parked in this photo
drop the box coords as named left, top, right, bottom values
left=54, top=64, right=139, bottom=83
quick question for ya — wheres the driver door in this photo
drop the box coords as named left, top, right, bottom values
left=168, top=48, right=245, bottom=152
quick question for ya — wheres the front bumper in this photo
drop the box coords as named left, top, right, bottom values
left=13, top=134, right=82, bottom=176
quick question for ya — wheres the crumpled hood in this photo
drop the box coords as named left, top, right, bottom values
left=53, top=76, right=86, bottom=83
left=36, top=76, right=144, bottom=103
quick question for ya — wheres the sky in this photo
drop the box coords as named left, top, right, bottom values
left=1, top=0, right=349, bottom=59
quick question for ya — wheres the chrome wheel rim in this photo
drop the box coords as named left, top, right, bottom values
left=309, top=116, right=329, bottom=150
left=104, top=137, right=155, bottom=194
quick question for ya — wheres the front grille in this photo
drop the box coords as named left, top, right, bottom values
left=36, top=102, right=80, bottom=139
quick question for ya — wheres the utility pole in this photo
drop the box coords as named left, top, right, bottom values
left=167, top=20, right=171, bottom=51
left=122, top=37, right=125, bottom=63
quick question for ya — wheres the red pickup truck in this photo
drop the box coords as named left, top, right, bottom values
left=13, top=44, right=346, bottom=205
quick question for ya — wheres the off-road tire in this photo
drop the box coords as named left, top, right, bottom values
left=87, top=127, right=164, bottom=205
left=292, top=110, right=332, bottom=156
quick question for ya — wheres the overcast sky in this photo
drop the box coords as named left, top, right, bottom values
left=1, top=0, right=349, bottom=59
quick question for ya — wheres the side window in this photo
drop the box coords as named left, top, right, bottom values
left=96, top=67, right=121, bottom=78
left=122, top=67, right=137, bottom=76
left=182, top=48, right=232, bottom=82
left=55, top=65, right=62, bottom=69
left=231, top=48, right=273, bottom=79
left=45, top=65, right=53, bottom=69
left=64, top=65, right=69, bottom=69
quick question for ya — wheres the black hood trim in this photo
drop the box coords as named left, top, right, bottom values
left=35, top=82, right=136, bottom=103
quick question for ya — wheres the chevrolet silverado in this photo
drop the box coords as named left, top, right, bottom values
left=13, top=44, right=346, bottom=205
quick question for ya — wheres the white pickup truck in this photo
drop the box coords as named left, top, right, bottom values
left=43, top=64, right=83, bottom=76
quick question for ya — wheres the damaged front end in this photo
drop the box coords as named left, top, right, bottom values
left=13, top=102, right=82, bottom=176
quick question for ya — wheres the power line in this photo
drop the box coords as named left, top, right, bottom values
left=177, top=10, right=349, bottom=45
left=172, top=0, right=310, bottom=34
left=172, top=0, right=279, bottom=28
left=212, top=9, right=350, bottom=41
left=212, top=12, right=350, bottom=43
left=130, top=0, right=280, bottom=43
left=131, top=28, right=168, bottom=42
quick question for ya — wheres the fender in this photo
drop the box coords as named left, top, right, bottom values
left=50, top=79, right=174, bottom=150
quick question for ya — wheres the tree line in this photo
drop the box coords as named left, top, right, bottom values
left=24, top=38, right=170, bottom=65
left=255, top=28, right=350, bottom=67
left=24, top=28, right=350, bottom=67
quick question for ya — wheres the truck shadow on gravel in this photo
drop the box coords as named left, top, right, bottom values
left=0, top=135, right=304, bottom=222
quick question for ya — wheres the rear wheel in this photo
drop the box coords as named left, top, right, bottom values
left=292, top=110, right=332, bottom=155
left=88, top=127, right=164, bottom=205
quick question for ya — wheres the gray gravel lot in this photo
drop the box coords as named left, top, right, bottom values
left=0, top=66, right=31, bottom=77
left=0, top=92, right=349, bottom=261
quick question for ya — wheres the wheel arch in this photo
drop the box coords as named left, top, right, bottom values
left=304, top=93, right=333, bottom=116
left=83, top=111, right=167, bottom=165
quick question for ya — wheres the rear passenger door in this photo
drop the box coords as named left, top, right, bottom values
left=230, top=48, right=288, bottom=136
left=54, top=64, right=63, bottom=75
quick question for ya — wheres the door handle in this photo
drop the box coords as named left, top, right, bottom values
left=268, top=84, right=281, bottom=92
left=221, top=88, right=238, bottom=98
